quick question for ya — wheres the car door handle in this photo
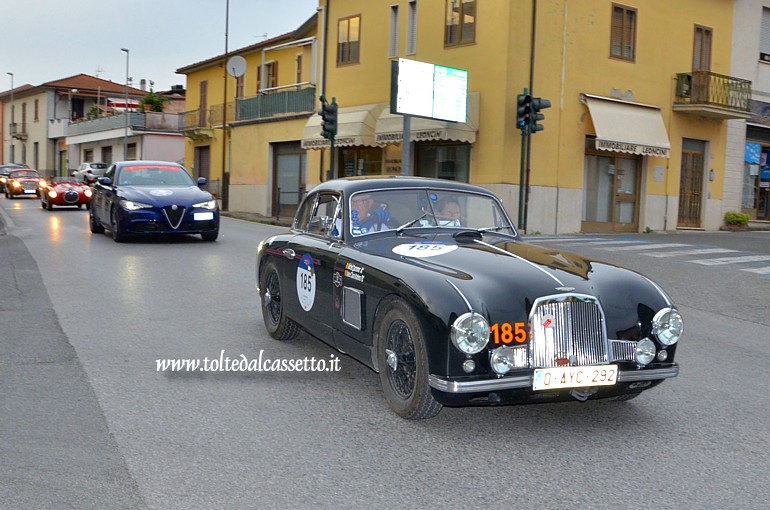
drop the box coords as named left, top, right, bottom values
left=282, top=249, right=296, bottom=260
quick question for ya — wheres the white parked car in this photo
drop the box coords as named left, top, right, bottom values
left=73, top=162, right=108, bottom=185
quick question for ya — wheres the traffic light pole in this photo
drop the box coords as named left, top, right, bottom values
left=518, top=124, right=528, bottom=231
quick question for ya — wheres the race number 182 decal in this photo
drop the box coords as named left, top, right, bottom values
left=296, top=254, right=316, bottom=311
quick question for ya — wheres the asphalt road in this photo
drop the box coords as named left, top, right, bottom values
left=1, top=197, right=768, bottom=509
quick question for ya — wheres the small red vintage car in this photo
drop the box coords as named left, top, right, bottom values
left=40, top=176, right=92, bottom=210
left=5, top=168, right=43, bottom=199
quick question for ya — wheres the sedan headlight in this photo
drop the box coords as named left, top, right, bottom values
left=192, top=199, right=217, bottom=210
left=652, top=307, right=683, bottom=346
left=11, top=181, right=20, bottom=188
left=119, top=199, right=153, bottom=211
left=39, top=180, right=47, bottom=188
left=635, top=338, right=656, bottom=365
left=451, top=312, right=490, bottom=354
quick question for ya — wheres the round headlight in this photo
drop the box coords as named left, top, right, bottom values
left=652, top=308, right=684, bottom=346
left=84, top=189, right=92, bottom=197
left=48, top=190, right=57, bottom=198
left=635, top=338, right=656, bottom=366
left=490, top=346, right=515, bottom=375
left=451, top=312, right=490, bottom=354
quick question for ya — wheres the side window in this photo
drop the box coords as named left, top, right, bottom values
left=307, top=193, right=341, bottom=238
left=294, top=193, right=318, bottom=231
left=105, top=165, right=116, bottom=181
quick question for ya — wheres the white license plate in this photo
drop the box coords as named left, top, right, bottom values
left=533, top=364, right=618, bottom=391
left=23, top=189, right=37, bottom=194
left=194, top=212, right=214, bottom=221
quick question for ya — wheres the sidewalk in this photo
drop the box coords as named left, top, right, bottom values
left=221, top=211, right=294, bottom=227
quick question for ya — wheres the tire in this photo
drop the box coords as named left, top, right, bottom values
left=40, top=199, right=46, bottom=209
left=612, top=392, right=641, bottom=402
left=89, top=206, right=105, bottom=233
left=201, top=231, right=218, bottom=242
left=45, top=199, right=53, bottom=211
left=376, top=298, right=442, bottom=420
left=259, top=260, right=300, bottom=341
left=110, top=207, right=126, bottom=242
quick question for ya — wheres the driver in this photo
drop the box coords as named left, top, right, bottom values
left=435, top=197, right=462, bottom=227
left=351, top=193, right=395, bottom=233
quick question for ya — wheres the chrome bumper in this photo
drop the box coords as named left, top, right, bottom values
left=428, top=365, right=679, bottom=394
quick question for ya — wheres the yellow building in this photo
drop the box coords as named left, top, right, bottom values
left=179, top=1, right=749, bottom=233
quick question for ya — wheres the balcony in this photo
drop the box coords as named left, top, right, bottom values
left=236, top=85, right=316, bottom=122
left=181, top=108, right=215, bottom=141
left=66, top=112, right=184, bottom=137
left=9, top=122, right=28, bottom=140
left=673, top=71, right=752, bottom=120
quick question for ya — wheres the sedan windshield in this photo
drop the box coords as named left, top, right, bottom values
left=348, top=188, right=515, bottom=237
left=117, top=164, right=195, bottom=186
left=9, top=170, right=40, bottom=179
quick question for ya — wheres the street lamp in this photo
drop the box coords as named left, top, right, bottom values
left=121, top=47, right=129, bottom=160
left=6, top=72, right=13, bottom=163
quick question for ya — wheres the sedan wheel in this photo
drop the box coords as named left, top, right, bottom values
left=89, top=206, right=104, bottom=233
left=201, top=231, right=218, bottom=242
left=259, top=260, right=300, bottom=341
left=376, top=298, right=442, bottom=419
left=110, top=207, right=126, bottom=242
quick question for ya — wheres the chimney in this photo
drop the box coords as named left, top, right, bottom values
left=140, top=79, right=147, bottom=91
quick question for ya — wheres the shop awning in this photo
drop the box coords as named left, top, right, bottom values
left=301, top=103, right=383, bottom=150
left=374, top=92, right=480, bottom=145
left=582, top=94, right=671, bottom=158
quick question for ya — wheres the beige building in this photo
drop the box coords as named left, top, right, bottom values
left=178, top=1, right=750, bottom=233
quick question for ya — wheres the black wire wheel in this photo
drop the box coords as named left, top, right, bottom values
left=259, top=260, right=300, bottom=341
left=376, top=298, right=442, bottom=420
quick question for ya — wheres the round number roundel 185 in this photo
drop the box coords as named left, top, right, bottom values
left=296, top=253, right=316, bottom=311
left=392, top=242, right=458, bottom=258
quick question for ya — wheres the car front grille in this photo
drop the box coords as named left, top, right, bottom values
left=63, top=190, right=79, bottom=203
left=22, top=182, right=37, bottom=191
left=162, top=205, right=186, bottom=230
left=529, top=294, right=610, bottom=368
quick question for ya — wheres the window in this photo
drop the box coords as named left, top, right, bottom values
left=445, top=0, right=475, bottom=46
left=337, top=15, right=361, bottom=65
left=762, top=7, right=770, bottom=62
left=127, top=143, right=137, bottom=160
left=693, top=25, right=712, bottom=71
left=199, top=80, right=208, bottom=127
left=33, top=142, right=39, bottom=169
left=235, top=75, right=244, bottom=99
left=610, top=4, right=636, bottom=61
left=389, top=5, right=399, bottom=58
left=407, top=1, right=418, bottom=54
left=34, top=99, right=39, bottom=122
left=307, top=193, right=342, bottom=238
left=257, top=62, right=278, bottom=92
left=296, top=54, right=303, bottom=83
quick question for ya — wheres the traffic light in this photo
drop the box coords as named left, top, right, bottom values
left=516, top=93, right=532, bottom=134
left=529, top=97, right=551, bottom=133
left=319, top=95, right=338, bottom=141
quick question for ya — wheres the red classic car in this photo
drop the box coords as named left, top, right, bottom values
left=40, top=177, right=92, bottom=210
left=5, top=169, right=44, bottom=199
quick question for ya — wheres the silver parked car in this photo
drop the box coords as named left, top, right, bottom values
left=73, top=162, right=108, bottom=185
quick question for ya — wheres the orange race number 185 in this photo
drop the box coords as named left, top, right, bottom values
left=490, top=322, right=528, bottom=344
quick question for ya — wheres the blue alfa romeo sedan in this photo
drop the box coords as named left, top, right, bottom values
left=89, top=161, right=219, bottom=242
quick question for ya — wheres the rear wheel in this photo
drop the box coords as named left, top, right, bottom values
left=259, top=260, right=300, bottom=340
left=376, top=298, right=442, bottom=420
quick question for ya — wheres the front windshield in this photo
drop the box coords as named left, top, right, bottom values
left=9, top=170, right=40, bottom=179
left=117, top=164, right=195, bottom=186
left=53, top=177, right=77, bottom=184
left=348, top=188, right=515, bottom=237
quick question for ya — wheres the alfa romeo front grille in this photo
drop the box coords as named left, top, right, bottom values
left=529, top=294, right=609, bottom=368
left=63, top=190, right=79, bottom=203
left=163, top=205, right=186, bottom=230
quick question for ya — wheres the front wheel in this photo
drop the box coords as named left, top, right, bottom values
left=376, top=298, right=442, bottom=420
left=89, top=206, right=104, bottom=233
left=110, top=207, right=126, bottom=242
left=259, top=260, right=300, bottom=341
left=201, top=231, right=218, bottom=242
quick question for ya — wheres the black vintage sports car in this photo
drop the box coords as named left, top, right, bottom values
left=89, top=161, right=219, bottom=242
left=256, top=177, right=683, bottom=419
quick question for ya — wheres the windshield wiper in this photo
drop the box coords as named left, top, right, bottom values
left=395, top=213, right=429, bottom=234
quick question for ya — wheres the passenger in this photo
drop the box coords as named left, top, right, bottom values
left=435, top=197, right=462, bottom=227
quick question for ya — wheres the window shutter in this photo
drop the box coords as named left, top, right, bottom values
left=610, top=6, right=623, bottom=56
left=407, top=1, right=417, bottom=54
left=389, top=5, right=399, bottom=58
left=762, top=8, right=770, bottom=55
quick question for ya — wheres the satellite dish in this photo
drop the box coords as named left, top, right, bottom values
left=227, top=56, right=246, bottom=78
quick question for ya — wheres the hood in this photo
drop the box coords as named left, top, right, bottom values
left=352, top=232, right=671, bottom=335
left=53, top=181, right=86, bottom=190
left=117, top=185, right=212, bottom=206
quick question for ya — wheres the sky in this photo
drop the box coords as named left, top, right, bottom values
left=1, top=0, right=319, bottom=92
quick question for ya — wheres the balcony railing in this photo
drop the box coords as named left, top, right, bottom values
left=237, top=86, right=316, bottom=122
left=65, top=112, right=184, bottom=137
left=9, top=122, right=27, bottom=140
left=673, top=71, right=752, bottom=119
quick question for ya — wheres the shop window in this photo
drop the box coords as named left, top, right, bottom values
left=339, top=147, right=383, bottom=177
left=415, top=143, right=470, bottom=182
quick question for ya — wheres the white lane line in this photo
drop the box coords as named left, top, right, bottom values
left=580, top=240, right=645, bottom=245
left=597, top=243, right=693, bottom=251
left=643, top=248, right=739, bottom=258
left=741, top=266, right=770, bottom=274
left=691, top=255, right=770, bottom=266
left=528, top=237, right=608, bottom=243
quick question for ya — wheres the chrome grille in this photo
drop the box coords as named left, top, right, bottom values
left=610, top=340, right=637, bottom=362
left=162, top=205, right=186, bottom=230
left=22, top=181, right=37, bottom=190
left=529, top=294, right=609, bottom=368
left=63, top=190, right=79, bottom=203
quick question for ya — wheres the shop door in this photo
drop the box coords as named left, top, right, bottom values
left=678, top=141, right=706, bottom=228
left=582, top=154, right=640, bottom=232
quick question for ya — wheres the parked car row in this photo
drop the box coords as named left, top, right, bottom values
left=1, top=161, right=220, bottom=243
